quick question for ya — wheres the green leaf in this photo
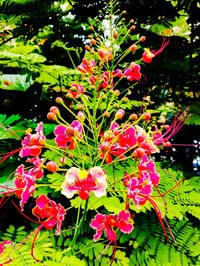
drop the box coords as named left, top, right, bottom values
left=0, top=74, right=34, bottom=91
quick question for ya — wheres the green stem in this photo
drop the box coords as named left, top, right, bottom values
left=71, top=198, right=89, bottom=252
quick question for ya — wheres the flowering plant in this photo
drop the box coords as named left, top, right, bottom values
left=0, top=1, right=191, bottom=265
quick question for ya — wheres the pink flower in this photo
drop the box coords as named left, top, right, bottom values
left=26, top=157, right=44, bottom=179
left=54, top=120, right=82, bottom=149
left=14, top=164, right=36, bottom=211
left=117, top=126, right=137, bottom=149
left=124, top=63, right=141, bottom=81
left=90, top=210, right=133, bottom=242
left=19, top=122, right=46, bottom=158
left=77, top=58, right=95, bottom=74
left=127, top=172, right=153, bottom=208
left=32, top=194, right=66, bottom=235
left=99, top=142, right=127, bottom=163
left=138, top=155, right=160, bottom=185
left=112, top=69, right=123, bottom=78
left=89, top=71, right=113, bottom=91
left=61, top=166, right=107, bottom=200
left=70, top=83, right=84, bottom=99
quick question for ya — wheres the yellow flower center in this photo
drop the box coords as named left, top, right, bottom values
left=78, top=170, right=88, bottom=180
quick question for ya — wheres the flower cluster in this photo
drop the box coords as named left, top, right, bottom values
left=0, top=2, right=187, bottom=264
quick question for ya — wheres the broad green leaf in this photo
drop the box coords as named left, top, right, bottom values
left=0, top=74, right=34, bottom=91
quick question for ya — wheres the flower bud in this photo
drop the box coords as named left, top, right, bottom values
left=113, top=103, right=120, bottom=108
left=77, top=104, right=84, bottom=111
left=60, top=157, right=67, bottom=164
left=122, top=97, right=129, bottom=102
left=47, top=112, right=57, bottom=121
left=65, top=92, right=73, bottom=99
left=50, top=106, right=60, bottom=114
left=130, top=25, right=136, bottom=31
left=141, top=112, right=151, bottom=121
left=46, top=161, right=59, bottom=172
left=132, top=148, right=145, bottom=158
left=113, top=90, right=120, bottom=96
left=85, top=45, right=90, bottom=50
left=89, top=26, right=94, bottom=31
left=103, top=111, right=110, bottom=118
left=115, top=109, right=125, bottom=120
left=130, top=45, right=137, bottom=52
left=113, top=32, right=118, bottom=39
left=122, top=10, right=126, bottom=14
left=140, top=36, right=146, bottom=42
left=55, top=97, right=63, bottom=104
left=77, top=111, right=85, bottom=121
left=129, top=114, right=138, bottom=121
left=90, top=39, right=96, bottom=45
left=130, top=19, right=134, bottom=23
left=82, top=58, right=88, bottom=65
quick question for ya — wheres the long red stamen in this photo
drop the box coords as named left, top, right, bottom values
left=154, top=185, right=167, bottom=209
left=139, top=95, right=146, bottom=116
left=11, top=200, right=43, bottom=224
left=153, top=37, right=170, bottom=56
left=151, top=178, right=185, bottom=198
left=110, top=239, right=117, bottom=265
left=0, top=194, right=13, bottom=209
left=0, top=148, right=22, bottom=165
left=31, top=224, right=44, bottom=263
left=0, top=122, right=22, bottom=140
left=147, top=197, right=176, bottom=245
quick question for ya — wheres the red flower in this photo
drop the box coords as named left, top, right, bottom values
left=70, top=83, right=84, bottom=99
left=32, top=194, right=66, bottom=235
left=142, top=37, right=169, bottom=63
left=127, top=172, right=153, bottom=207
left=54, top=120, right=82, bottom=149
left=26, top=157, right=44, bottom=179
left=90, top=210, right=133, bottom=242
left=77, top=58, right=95, bottom=75
left=124, top=63, right=141, bottom=81
left=19, top=123, right=46, bottom=158
left=14, top=164, right=36, bottom=211
left=61, top=167, right=107, bottom=200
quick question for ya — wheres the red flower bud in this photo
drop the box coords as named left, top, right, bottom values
left=55, top=97, right=63, bottom=104
left=85, top=45, right=90, bottom=50
left=50, top=106, right=60, bottom=114
left=129, top=114, right=138, bottom=121
left=115, top=109, right=125, bottom=120
left=140, top=36, right=146, bottom=42
left=46, top=161, right=59, bottom=172
left=47, top=112, right=57, bottom=121
left=130, top=45, right=137, bottom=52
left=113, top=32, right=118, bottom=39
left=142, top=112, right=151, bottom=121
left=103, top=111, right=110, bottom=118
